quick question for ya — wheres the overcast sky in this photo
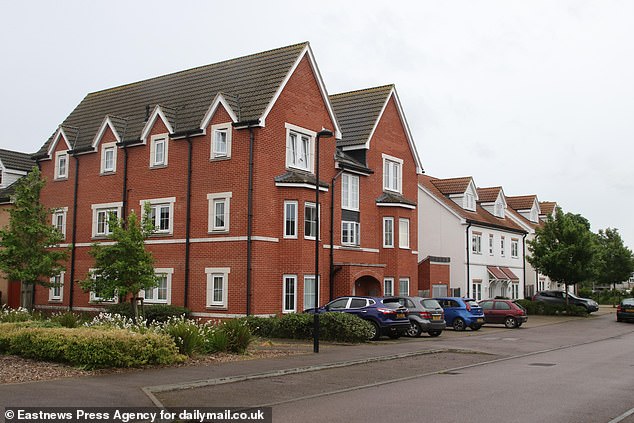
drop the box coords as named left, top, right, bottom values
left=1, top=0, right=633, bottom=248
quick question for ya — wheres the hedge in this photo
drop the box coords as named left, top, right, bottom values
left=0, top=323, right=185, bottom=369
left=243, top=312, right=374, bottom=343
left=105, top=303, right=191, bottom=323
left=515, top=299, right=588, bottom=316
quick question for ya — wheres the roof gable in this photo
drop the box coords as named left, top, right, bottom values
left=330, top=85, right=423, bottom=174
left=36, top=42, right=316, bottom=157
left=0, top=149, right=34, bottom=172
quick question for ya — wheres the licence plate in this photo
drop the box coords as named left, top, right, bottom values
left=626, top=309, right=634, bottom=313
left=477, top=318, right=484, bottom=323
left=432, top=315, right=442, bottom=321
left=397, top=313, right=405, bottom=319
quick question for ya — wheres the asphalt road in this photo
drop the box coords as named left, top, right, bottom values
left=159, top=312, right=634, bottom=423
left=270, top=314, right=634, bottom=423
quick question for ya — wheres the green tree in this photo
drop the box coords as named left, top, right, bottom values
left=593, top=227, right=634, bottom=292
left=0, top=167, right=68, bottom=309
left=527, top=207, right=596, bottom=303
left=80, top=205, right=157, bottom=320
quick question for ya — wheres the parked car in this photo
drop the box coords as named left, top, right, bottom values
left=383, top=296, right=446, bottom=337
left=616, top=298, right=634, bottom=323
left=479, top=299, right=528, bottom=328
left=434, top=297, right=485, bottom=331
left=532, top=290, right=599, bottom=313
left=305, top=296, right=410, bottom=340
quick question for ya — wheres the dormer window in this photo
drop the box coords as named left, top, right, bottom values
left=55, top=151, right=68, bottom=180
left=211, top=123, right=232, bottom=159
left=494, top=200, right=505, bottom=218
left=464, top=193, right=475, bottom=211
left=101, top=142, right=117, bottom=174
left=150, top=134, right=168, bottom=168
left=530, top=207, right=538, bottom=223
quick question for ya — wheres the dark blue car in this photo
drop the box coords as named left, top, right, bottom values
left=434, top=297, right=485, bottom=331
left=306, top=296, right=410, bottom=340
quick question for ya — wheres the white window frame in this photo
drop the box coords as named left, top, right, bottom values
left=282, top=274, right=297, bottom=313
left=303, top=275, right=319, bottom=311
left=500, top=236, right=506, bottom=257
left=150, top=133, right=169, bottom=168
left=511, top=239, right=519, bottom=258
left=207, top=192, right=232, bottom=233
left=205, top=267, right=230, bottom=308
left=49, top=272, right=64, bottom=302
left=211, top=123, right=232, bottom=159
left=52, top=207, right=68, bottom=240
left=398, top=218, right=410, bottom=249
left=488, top=234, right=494, bottom=256
left=383, top=217, right=394, bottom=248
left=284, top=200, right=298, bottom=239
left=91, top=202, right=123, bottom=238
left=511, top=283, right=519, bottom=300
left=304, top=202, right=319, bottom=240
left=341, top=173, right=359, bottom=211
left=101, top=142, right=117, bottom=174
left=55, top=151, right=68, bottom=180
left=141, top=268, right=173, bottom=304
left=285, top=123, right=316, bottom=172
left=472, top=280, right=482, bottom=301
left=399, top=278, right=410, bottom=296
left=140, top=197, right=176, bottom=235
left=382, top=154, right=403, bottom=194
left=341, top=221, right=360, bottom=246
left=384, top=277, right=394, bottom=296
left=472, top=232, right=482, bottom=254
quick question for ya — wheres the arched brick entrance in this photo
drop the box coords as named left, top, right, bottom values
left=354, top=275, right=381, bottom=297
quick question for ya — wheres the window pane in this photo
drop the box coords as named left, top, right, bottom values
left=154, top=140, right=165, bottom=164
left=213, top=275, right=223, bottom=303
left=384, top=218, right=393, bottom=247
left=159, top=206, right=170, bottom=231
left=157, top=275, right=168, bottom=301
left=214, top=130, right=227, bottom=156
left=304, top=276, right=317, bottom=309
left=214, top=200, right=225, bottom=229
left=305, top=204, right=316, bottom=238
left=399, top=219, right=409, bottom=248
left=285, top=202, right=296, bottom=237
left=284, top=276, right=296, bottom=311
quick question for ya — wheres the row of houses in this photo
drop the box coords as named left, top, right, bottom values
left=0, top=42, right=560, bottom=315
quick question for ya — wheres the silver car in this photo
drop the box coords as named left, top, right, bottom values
left=383, top=296, right=446, bottom=337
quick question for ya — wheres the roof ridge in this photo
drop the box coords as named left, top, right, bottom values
left=87, top=42, right=310, bottom=97
left=329, top=84, right=394, bottom=98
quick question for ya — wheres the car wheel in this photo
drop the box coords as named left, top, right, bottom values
left=428, top=330, right=442, bottom=337
left=504, top=316, right=518, bottom=329
left=471, top=324, right=482, bottom=331
left=368, top=321, right=381, bottom=341
left=453, top=318, right=466, bottom=331
left=406, top=321, right=422, bottom=337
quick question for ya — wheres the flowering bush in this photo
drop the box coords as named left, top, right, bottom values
left=0, top=306, right=32, bottom=323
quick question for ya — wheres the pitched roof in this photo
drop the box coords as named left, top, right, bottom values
left=419, top=174, right=526, bottom=234
left=0, top=181, right=16, bottom=204
left=506, top=195, right=537, bottom=211
left=0, top=149, right=35, bottom=172
left=329, top=85, right=394, bottom=148
left=540, top=201, right=557, bottom=216
left=430, top=177, right=473, bottom=195
left=476, top=187, right=502, bottom=203
left=37, top=42, right=313, bottom=156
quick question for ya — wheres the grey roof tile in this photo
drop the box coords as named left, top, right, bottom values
left=37, top=43, right=309, bottom=156
left=0, top=149, right=35, bottom=172
left=329, top=85, right=394, bottom=148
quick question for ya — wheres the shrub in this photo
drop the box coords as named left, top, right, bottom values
left=0, top=324, right=184, bottom=369
left=50, top=312, right=87, bottom=328
left=275, top=313, right=313, bottom=339
left=220, top=319, right=252, bottom=354
left=105, top=303, right=135, bottom=319
left=319, top=312, right=374, bottom=343
left=0, top=306, right=32, bottom=323
left=516, top=299, right=587, bottom=316
left=161, top=318, right=204, bottom=356
left=243, top=316, right=278, bottom=338
left=144, top=305, right=191, bottom=324
left=201, top=326, right=229, bottom=354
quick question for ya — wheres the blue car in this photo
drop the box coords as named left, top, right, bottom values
left=434, top=297, right=485, bottom=331
left=306, top=296, right=410, bottom=340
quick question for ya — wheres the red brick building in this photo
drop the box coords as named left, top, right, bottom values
left=32, top=43, right=422, bottom=317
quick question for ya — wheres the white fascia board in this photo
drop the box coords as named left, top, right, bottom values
left=259, top=44, right=342, bottom=139
left=140, top=105, right=174, bottom=143
left=199, top=93, right=239, bottom=131
left=91, top=116, right=122, bottom=149
left=418, top=183, right=466, bottom=222
left=506, top=209, right=535, bottom=233
left=4, top=169, right=27, bottom=176
left=46, top=127, right=74, bottom=159
left=275, top=182, right=328, bottom=192
left=376, top=202, right=416, bottom=210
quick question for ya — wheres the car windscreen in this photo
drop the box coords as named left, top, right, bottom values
left=466, top=300, right=480, bottom=308
left=420, top=299, right=441, bottom=309
left=382, top=301, right=403, bottom=309
left=622, top=298, right=634, bottom=306
left=513, top=301, right=527, bottom=312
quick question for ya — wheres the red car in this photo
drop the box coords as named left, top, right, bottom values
left=479, top=299, right=528, bottom=328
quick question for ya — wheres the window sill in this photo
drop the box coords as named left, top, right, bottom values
left=208, top=229, right=229, bottom=235
left=92, top=235, right=111, bottom=240
left=48, top=300, right=62, bottom=303
left=210, top=156, right=231, bottom=162
left=54, top=177, right=69, bottom=182
left=206, top=306, right=227, bottom=311
left=100, top=171, right=116, bottom=176
left=149, top=164, right=168, bottom=170
left=383, top=245, right=394, bottom=249
left=148, top=232, right=174, bottom=238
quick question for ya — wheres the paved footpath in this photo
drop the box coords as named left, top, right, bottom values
left=0, top=306, right=617, bottom=409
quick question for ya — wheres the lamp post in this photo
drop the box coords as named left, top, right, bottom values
left=314, top=128, right=333, bottom=353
